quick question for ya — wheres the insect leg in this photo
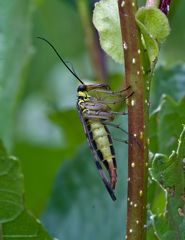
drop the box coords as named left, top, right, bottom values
left=104, top=122, right=141, bottom=148
left=83, top=112, right=114, bottom=121
left=111, top=111, right=127, bottom=115
left=80, top=101, right=111, bottom=111
left=81, top=101, right=127, bottom=117
left=103, top=122, right=128, bottom=135
left=112, top=137, right=128, bottom=144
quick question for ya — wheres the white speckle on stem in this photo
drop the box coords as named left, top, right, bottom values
left=131, top=99, right=135, bottom=106
left=136, top=220, right=139, bottom=224
left=137, top=70, right=140, bottom=75
left=131, top=162, right=135, bottom=168
left=139, top=190, right=143, bottom=196
left=129, top=229, right=133, bottom=233
left=132, top=2, right=135, bottom=7
left=123, top=42, right=128, bottom=49
left=121, top=1, right=125, bottom=7
left=138, top=49, right=141, bottom=54
left=132, top=58, right=136, bottom=64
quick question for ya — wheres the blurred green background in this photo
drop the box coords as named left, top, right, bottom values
left=0, top=0, right=185, bottom=239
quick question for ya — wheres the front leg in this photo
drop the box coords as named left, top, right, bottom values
left=80, top=101, right=111, bottom=112
left=82, top=109, right=115, bottom=121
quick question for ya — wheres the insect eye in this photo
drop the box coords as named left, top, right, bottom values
left=77, top=85, right=86, bottom=92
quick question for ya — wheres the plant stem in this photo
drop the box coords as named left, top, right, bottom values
left=159, top=0, right=171, bottom=14
left=77, top=0, right=107, bottom=83
left=146, top=0, right=171, bottom=14
left=118, top=0, right=150, bottom=239
left=146, top=0, right=160, bottom=7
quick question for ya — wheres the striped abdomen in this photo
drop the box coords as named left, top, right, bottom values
left=86, top=120, right=117, bottom=189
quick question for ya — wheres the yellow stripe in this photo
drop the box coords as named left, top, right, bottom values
left=90, top=121, right=113, bottom=162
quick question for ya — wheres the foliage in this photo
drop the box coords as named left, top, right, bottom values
left=93, top=1, right=170, bottom=65
left=0, top=0, right=32, bottom=148
left=42, top=141, right=128, bottom=240
left=0, top=141, right=52, bottom=239
left=136, top=7, right=170, bottom=66
left=151, top=126, right=185, bottom=239
left=93, top=0, right=123, bottom=63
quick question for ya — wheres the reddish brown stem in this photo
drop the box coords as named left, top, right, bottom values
left=118, top=1, right=149, bottom=239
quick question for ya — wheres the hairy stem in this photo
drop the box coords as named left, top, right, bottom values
left=118, top=0, right=150, bottom=239
left=77, top=0, right=107, bottom=83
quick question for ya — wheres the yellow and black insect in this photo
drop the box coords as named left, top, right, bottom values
left=38, top=37, right=130, bottom=201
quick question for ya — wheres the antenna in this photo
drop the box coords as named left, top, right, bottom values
left=37, top=37, right=84, bottom=85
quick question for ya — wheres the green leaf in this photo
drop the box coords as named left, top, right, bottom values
left=93, top=3, right=170, bottom=65
left=2, top=210, right=52, bottom=240
left=0, top=141, right=53, bottom=239
left=151, top=64, right=185, bottom=109
left=150, top=95, right=185, bottom=155
left=0, top=0, right=33, bottom=147
left=160, top=0, right=185, bottom=64
left=136, top=7, right=170, bottom=42
left=14, top=142, right=64, bottom=216
left=42, top=132, right=128, bottom=240
left=0, top=141, right=24, bottom=223
left=151, top=126, right=185, bottom=240
left=136, top=7, right=170, bottom=65
left=48, top=109, right=84, bottom=152
left=93, top=0, right=123, bottom=63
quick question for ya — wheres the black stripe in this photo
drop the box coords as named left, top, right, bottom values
left=110, top=145, right=115, bottom=155
left=95, top=161, right=102, bottom=170
left=103, top=159, right=109, bottom=170
left=112, top=157, right=117, bottom=167
left=92, top=140, right=97, bottom=149
left=97, top=149, right=104, bottom=161
left=85, top=120, right=93, bottom=139
left=78, top=96, right=85, bottom=100
left=89, top=131, right=93, bottom=140
left=107, top=132, right=113, bottom=145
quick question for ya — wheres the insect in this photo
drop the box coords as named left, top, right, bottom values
left=38, top=37, right=131, bottom=201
